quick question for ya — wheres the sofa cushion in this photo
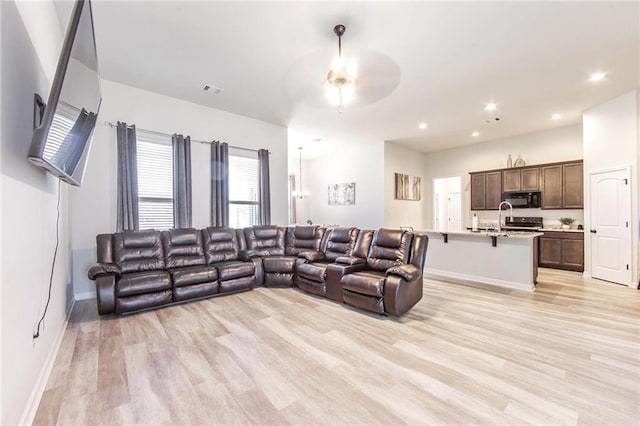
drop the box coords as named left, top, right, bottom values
left=170, top=265, right=218, bottom=287
left=162, top=228, right=205, bottom=269
left=285, top=226, right=324, bottom=256
left=174, top=282, right=219, bottom=302
left=341, top=270, right=387, bottom=297
left=203, top=227, right=241, bottom=263
left=366, top=229, right=413, bottom=271
left=213, top=261, right=255, bottom=281
left=297, top=262, right=329, bottom=281
left=243, top=226, right=286, bottom=256
left=262, top=256, right=296, bottom=273
left=116, top=271, right=171, bottom=297
left=113, top=230, right=165, bottom=273
left=116, top=290, right=173, bottom=314
left=323, top=227, right=359, bottom=262
left=342, top=289, right=385, bottom=314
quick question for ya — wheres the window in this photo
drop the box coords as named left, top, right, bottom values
left=229, top=152, right=259, bottom=228
left=137, top=135, right=173, bottom=230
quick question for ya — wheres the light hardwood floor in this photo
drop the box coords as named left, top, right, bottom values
left=34, top=269, right=639, bottom=425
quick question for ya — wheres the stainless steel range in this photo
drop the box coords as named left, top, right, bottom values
left=504, top=216, right=543, bottom=231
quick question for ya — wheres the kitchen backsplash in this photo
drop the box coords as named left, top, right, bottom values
left=473, top=209, right=584, bottom=229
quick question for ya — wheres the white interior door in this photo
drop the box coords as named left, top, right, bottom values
left=448, top=192, right=462, bottom=231
left=589, top=168, right=632, bottom=285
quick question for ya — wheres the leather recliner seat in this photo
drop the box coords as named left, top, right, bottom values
left=162, top=228, right=219, bottom=303
left=242, top=225, right=324, bottom=287
left=339, top=228, right=429, bottom=316
left=202, top=227, right=256, bottom=293
left=91, top=230, right=172, bottom=314
left=296, top=227, right=359, bottom=297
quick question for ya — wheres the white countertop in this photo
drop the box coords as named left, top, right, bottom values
left=421, top=229, right=543, bottom=239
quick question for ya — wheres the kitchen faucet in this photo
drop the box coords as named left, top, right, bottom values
left=497, top=201, right=513, bottom=232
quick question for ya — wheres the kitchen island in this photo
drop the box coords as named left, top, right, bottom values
left=422, top=230, right=543, bottom=291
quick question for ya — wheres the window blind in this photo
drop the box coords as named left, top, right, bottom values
left=229, top=154, right=259, bottom=228
left=137, top=136, right=173, bottom=230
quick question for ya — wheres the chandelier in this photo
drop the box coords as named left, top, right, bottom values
left=326, top=24, right=355, bottom=113
left=292, top=147, right=310, bottom=199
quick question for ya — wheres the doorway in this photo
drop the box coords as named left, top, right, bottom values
left=589, top=167, right=632, bottom=285
left=433, top=177, right=462, bottom=231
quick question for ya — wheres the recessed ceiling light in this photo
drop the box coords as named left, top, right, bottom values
left=485, top=103, right=497, bottom=111
left=472, top=131, right=480, bottom=137
left=418, top=122, right=428, bottom=130
left=589, top=72, right=606, bottom=82
left=551, top=113, right=563, bottom=120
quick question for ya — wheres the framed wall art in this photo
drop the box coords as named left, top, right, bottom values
left=395, top=173, right=421, bottom=201
left=328, top=182, right=355, bottom=205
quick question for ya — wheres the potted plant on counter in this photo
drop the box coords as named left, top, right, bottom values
left=559, top=217, right=575, bottom=230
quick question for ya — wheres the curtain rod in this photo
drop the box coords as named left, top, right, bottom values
left=103, top=121, right=264, bottom=153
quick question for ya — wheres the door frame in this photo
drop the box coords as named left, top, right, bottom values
left=432, top=176, right=462, bottom=231
left=585, top=164, right=634, bottom=287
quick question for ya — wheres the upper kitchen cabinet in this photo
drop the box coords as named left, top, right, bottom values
left=541, top=160, right=583, bottom=209
left=470, top=159, right=583, bottom=211
left=562, top=162, right=583, bottom=208
left=470, top=171, right=501, bottom=210
left=503, top=167, right=540, bottom=192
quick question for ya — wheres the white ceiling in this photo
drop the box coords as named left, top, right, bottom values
left=87, top=1, right=639, bottom=158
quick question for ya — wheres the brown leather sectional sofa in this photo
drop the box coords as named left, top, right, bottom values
left=88, top=225, right=428, bottom=316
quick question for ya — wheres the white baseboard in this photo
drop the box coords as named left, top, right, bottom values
left=19, top=299, right=75, bottom=426
left=74, top=290, right=96, bottom=301
left=425, top=268, right=535, bottom=292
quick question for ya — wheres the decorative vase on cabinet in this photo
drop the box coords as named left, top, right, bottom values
left=506, top=154, right=513, bottom=168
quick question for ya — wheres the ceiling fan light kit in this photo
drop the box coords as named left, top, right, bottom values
left=326, top=24, right=356, bottom=113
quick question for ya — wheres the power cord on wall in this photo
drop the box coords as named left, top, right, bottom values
left=33, top=179, right=61, bottom=339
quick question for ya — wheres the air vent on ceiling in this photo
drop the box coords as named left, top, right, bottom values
left=484, top=117, right=501, bottom=124
left=203, top=84, right=223, bottom=95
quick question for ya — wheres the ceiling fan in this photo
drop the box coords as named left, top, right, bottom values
left=283, top=24, right=401, bottom=112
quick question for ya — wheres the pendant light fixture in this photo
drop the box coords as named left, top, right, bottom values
left=292, top=147, right=310, bottom=199
left=326, top=24, right=355, bottom=113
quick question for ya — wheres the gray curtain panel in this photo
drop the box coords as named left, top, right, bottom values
left=258, top=149, right=271, bottom=225
left=116, top=122, right=139, bottom=231
left=172, top=134, right=192, bottom=228
left=211, top=141, right=229, bottom=226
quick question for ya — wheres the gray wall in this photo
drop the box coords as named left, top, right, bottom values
left=1, top=2, right=74, bottom=424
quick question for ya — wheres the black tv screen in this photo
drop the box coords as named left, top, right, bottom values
left=28, top=0, right=101, bottom=186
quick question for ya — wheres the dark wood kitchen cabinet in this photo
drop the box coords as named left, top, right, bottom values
left=470, top=159, right=582, bottom=211
left=541, top=160, right=583, bottom=209
left=470, top=171, right=501, bottom=210
left=562, top=162, right=584, bottom=208
left=539, top=231, right=584, bottom=271
left=503, top=167, right=540, bottom=192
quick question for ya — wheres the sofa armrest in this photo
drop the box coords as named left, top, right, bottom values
left=88, top=263, right=121, bottom=280
left=238, top=249, right=260, bottom=261
left=325, top=262, right=367, bottom=303
left=335, top=256, right=365, bottom=266
left=298, top=251, right=325, bottom=262
left=95, top=275, right=116, bottom=315
left=386, top=264, right=421, bottom=281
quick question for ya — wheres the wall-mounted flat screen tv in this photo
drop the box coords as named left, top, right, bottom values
left=28, top=0, right=101, bottom=186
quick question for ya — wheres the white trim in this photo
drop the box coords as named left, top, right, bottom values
left=74, top=290, right=95, bottom=301
left=425, top=268, right=535, bottom=292
left=19, top=299, right=75, bottom=426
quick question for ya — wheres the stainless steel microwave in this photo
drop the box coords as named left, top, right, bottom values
left=502, top=191, right=541, bottom=208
